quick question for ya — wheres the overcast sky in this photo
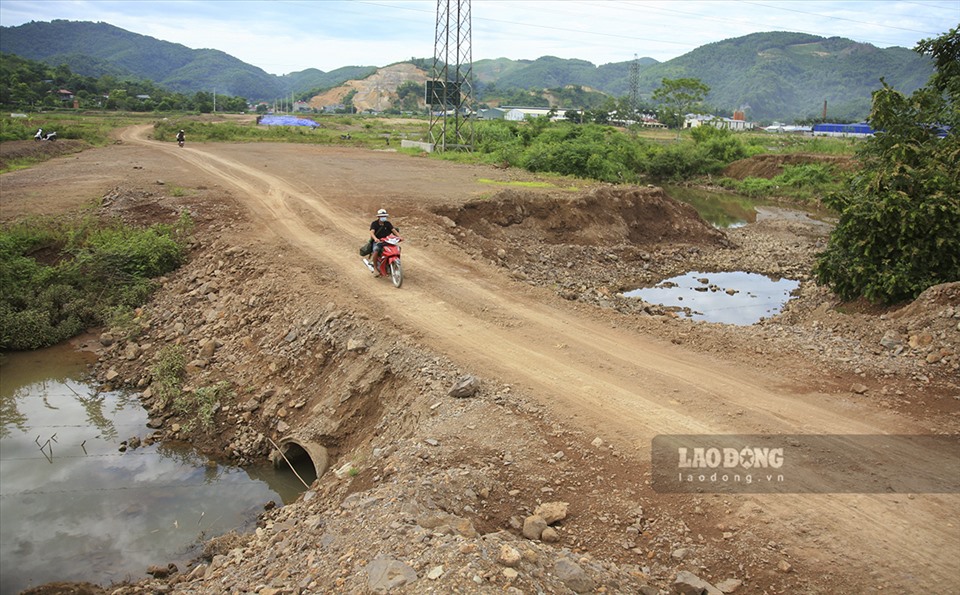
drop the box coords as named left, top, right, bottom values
left=1, top=1, right=956, bottom=75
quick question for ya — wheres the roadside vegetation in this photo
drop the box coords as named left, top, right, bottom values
left=815, top=27, right=959, bottom=304
left=0, top=212, right=193, bottom=350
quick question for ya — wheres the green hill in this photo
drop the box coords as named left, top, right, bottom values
left=0, top=20, right=287, bottom=99
left=632, top=31, right=933, bottom=121
left=0, top=21, right=936, bottom=121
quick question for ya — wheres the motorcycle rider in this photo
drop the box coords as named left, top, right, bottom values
left=176, top=129, right=185, bottom=146
left=34, top=128, right=43, bottom=141
left=367, top=208, right=401, bottom=275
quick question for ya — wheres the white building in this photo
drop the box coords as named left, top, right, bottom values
left=684, top=114, right=753, bottom=131
left=502, top=107, right=571, bottom=122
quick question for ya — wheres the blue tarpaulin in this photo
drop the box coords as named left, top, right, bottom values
left=258, top=115, right=320, bottom=128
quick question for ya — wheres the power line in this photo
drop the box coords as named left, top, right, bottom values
left=741, top=0, right=948, bottom=34
left=607, top=0, right=942, bottom=47
left=894, top=0, right=960, bottom=12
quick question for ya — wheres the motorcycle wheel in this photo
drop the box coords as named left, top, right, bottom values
left=389, top=260, right=403, bottom=288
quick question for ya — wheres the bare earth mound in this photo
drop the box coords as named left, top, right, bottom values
left=0, top=139, right=90, bottom=170
left=437, top=186, right=729, bottom=247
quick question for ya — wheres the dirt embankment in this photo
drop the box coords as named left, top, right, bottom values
left=5, top=133, right=958, bottom=595
left=0, top=139, right=89, bottom=170
left=722, top=153, right=858, bottom=180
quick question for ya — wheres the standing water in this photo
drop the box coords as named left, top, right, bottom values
left=0, top=343, right=313, bottom=594
left=624, top=271, right=800, bottom=325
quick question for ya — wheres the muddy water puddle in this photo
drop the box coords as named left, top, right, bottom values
left=0, top=344, right=312, bottom=593
left=624, top=271, right=800, bottom=325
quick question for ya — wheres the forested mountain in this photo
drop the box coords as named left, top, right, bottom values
left=0, top=20, right=285, bottom=99
left=473, top=32, right=932, bottom=120
left=0, top=20, right=937, bottom=121
left=633, top=31, right=934, bottom=121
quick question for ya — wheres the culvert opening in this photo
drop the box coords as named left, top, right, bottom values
left=271, top=440, right=325, bottom=489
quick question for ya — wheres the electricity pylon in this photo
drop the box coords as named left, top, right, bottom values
left=427, top=0, right=474, bottom=152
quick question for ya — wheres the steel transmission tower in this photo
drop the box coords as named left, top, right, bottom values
left=428, top=0, right=474, bottom=152
left=629, top=54, right=641, bottom=119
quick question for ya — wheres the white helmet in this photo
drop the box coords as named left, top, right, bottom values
left=377, top=209, right=388, bottom=217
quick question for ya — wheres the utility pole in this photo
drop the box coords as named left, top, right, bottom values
left=428, top=0, right=474, bottom=152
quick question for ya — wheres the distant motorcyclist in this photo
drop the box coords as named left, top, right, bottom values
left=367, top=209, right=401, bottom=275
left=176, top=129, right=185, bottom=147
left=34, top=128, right=43, bottom=141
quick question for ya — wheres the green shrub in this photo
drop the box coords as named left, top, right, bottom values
left=642, top=143, right=703, bottom=180
left=81, top=225, right=184, bottom=278
left=815, top=27, right=960, bottom=304
left=519, top=124, right=643, bottom=182
left=776, top=163, right=834, bottom=188
left=735, top=177, right=778, bottom=196
left=0, top=213, right=192, bottom=350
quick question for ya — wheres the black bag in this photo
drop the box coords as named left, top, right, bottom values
left=359, top=238, right=373, bottom=256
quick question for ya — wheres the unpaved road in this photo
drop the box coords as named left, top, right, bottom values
left=4, top=125, right=958, bottom=592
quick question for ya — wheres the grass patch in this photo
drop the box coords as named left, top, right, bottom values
left=1, top=111, right=156, bottom=144
left=477, top=178, right=555, bottom=188
left=716, top=162, right=847, bottom=202
left=748, top=132, right=860, bottom=155
left=151, top=345, right=186, bottom=409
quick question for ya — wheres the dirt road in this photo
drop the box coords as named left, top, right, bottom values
left=5, top=126, right=957, bottom=592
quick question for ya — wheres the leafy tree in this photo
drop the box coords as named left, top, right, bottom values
left=395, top=80, right=423, bottom=111
left=652, top=77, right=710, bottom=135
left=815, top=27, right=960, bottom=304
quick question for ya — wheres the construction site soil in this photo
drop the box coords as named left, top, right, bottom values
left=2, top=126, right=957, bottom=595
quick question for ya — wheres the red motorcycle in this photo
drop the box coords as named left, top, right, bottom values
left=363, top=235, right=403, bottom=287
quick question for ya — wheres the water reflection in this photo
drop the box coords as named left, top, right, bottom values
left=664, top=185, right=761, bottom=228
left=624, top=271, right=800, bottom=325
left=0, top=344, right=309, bottom=593
left=664, top=185, right=833, bottom=230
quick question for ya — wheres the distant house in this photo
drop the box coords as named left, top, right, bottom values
left=53, top=89, right=74, bottom=102
left=684, top=113, right=753, bottom=131
left=611, top=113, right=665, bottom=128
left=639, top=115, right=666, bottom=128
left=812, top=122, right=874, bottom=137
left=136, top=94, right=151, bottom=100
